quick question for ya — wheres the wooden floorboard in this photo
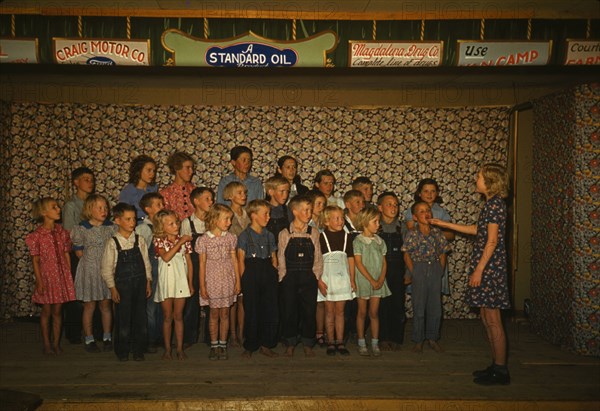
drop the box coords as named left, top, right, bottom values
left=1, top=319, right=598, bottom=410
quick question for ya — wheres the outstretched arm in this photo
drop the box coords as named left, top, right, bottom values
left=429, top=219, right=477, bottom=236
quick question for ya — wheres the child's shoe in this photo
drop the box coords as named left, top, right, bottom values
left=219, top=346, right=228, bottom=360
left=84, top=341, right=101, bottom=353
left=209, top=346, right=219, bottom=361
left=103, top=340, right=113, bottom=352
left=372, top=345, right=381, bottom=357
left=358, top=345, right=369, bottom=356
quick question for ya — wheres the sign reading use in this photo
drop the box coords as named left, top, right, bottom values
left=162, top=30, right=337, bottom=67
left=53, top=38, right=150, bottom=65
left=0, top=38, right=39, bottom=64
left=348, top=41, right=443, bottom=67
left=456, top=41, right=552, bottom=66
left=564, top=40, right=600, bottom=65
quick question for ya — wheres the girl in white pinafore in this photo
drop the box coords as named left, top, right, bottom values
left=317, top=205, right=356, bottom=356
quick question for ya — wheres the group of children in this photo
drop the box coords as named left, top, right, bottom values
left=26, top=145, right=511, bottom=385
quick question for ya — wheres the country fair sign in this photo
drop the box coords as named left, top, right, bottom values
left=456, top=41, right=552, bottom=66
left=349, top=41, right=443, bottom=67
left=53, top=38, right=150, bottom=65
left=161, top=30, right=338, bottom=67
left=0, top=38, right=39, bottom=63
left=564, top=40, right=600, bottom=65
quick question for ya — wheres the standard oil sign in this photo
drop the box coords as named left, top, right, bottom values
left=53, top=38, right=150, bottom=65
left=456, top=41, right=552, bottom=66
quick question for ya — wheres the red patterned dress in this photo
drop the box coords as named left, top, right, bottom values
left=25, top=224, right=76, bottom=304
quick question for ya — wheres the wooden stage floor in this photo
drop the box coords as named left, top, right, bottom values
left=0, top=318, right=598, bottom=411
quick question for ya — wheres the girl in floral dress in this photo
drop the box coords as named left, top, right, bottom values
left=197, top=204, right=241, bottom=361
left=153, top=209, right=193, bottom=360
left=26, top=197, right=76, bottom=355
left=430, top=163, right=511, bottom=386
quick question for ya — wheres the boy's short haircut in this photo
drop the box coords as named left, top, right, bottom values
left=343, top=189, right=365, bottom=204
left=288, top=195, right=311, bottom=211
left=377, top=191, right=399, bottom=205
left=265, top=176, right=290, bottom=193
left=411, top=200, right=430, bottom=215
left=139, top=192, right=164, bottom=213
left=113, top=202, right=137, bottom=218
left=191, top=186, right=215, bottom=202
left=32, top=197, right=56, bottom=224
left=82, top=194, right=109, bottom=221
left=354, top=207, right=381, bottom=231
left=222, top=181, right=246, bottom=201
left=246, top=199, right=271, bottom=217
left=230, top=145, right=253, bottom=161
left=71, top=166, right=94, bottom=182
left=352, top=176, right=373, bottom=189
left=314, top=169, right=335, bottom=185
left=167, top=151, right=195, bottom=174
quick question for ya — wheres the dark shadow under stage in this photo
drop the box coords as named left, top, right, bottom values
left=0, top=319, right=598, bottom=411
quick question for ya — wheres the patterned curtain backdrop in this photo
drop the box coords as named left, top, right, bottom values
left=532, top=83, right=599, bottom=356
left=0, top=103, right=509, bottom=319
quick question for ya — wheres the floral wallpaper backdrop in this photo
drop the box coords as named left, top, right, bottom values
left=0, top=103, right=510, bottom=320
left=531, top=83, right=599, bottom=356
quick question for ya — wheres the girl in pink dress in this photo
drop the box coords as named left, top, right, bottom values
left=197, top=204, right=241, bottom=360
left=26, top=197, right=76, bottom=355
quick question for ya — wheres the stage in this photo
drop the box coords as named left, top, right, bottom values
left=0, top=319, right=598, bottom=410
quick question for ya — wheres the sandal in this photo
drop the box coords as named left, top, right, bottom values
left=326, top=344, right=336, bottom=356
left=316, top=335, right=326, bottom=348
left=336, top=344, right=350, bottom=356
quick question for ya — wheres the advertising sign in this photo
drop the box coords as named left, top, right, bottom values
left=565, top=40, right=600, bottom=65
left=162, top=30, right=337, bottom=67
left=457, top=41, right=552, bottom=66
left=0, top=38, right=39, bottom=63
left=53, top=38, right=150, bottom=65
left=349, top=41, right=443, bottom=67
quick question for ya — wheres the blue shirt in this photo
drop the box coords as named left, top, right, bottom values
left=237, top=226, right=277, bottom=259
left=216, top=173, right=264, bottom=205
left=119, top=183, right=158, bottom=220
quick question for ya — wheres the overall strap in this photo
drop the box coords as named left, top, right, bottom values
left=322, top=231, right=333, bottom=253
left=189, top=217, right=197, bottom=235
left=113, top=236, right=122, bottom=251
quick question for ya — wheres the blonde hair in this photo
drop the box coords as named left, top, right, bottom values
left=205, top=204, right=233, bottom=232
left=81, top=194, right=109, bottom=221
left=355, top=207, right=381, bottom=232
left=265, top=175, right=290, bottom=194
left=152, top=209, right=179, bottom=239
left=481, top=163, right=509, bottom=198
left=223, top=181, right=246, bottom=201
left=246, top=199, right=271, bottom=218
left=32, top=197, right=57, bottom=224
left=319, top=205, right=344, bottom=228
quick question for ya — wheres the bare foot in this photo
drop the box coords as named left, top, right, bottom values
left=176, top=350, right=187, bottom=360
left=242, top=350, right=252, bottom=359
left=259, top=346, right=279, bottom=358
left=284, top=345, right=295, bottom=357
left=379, top=341, right=393, bottom=351
left=303, top=346, right=316, bottom=357
left=52, top=345, right=64, bottom=355
left=43, top=346, right=55, bottom=356
left=428, top=340, right=444, bottom=353
left=229, top=337, right=241, bottom=348
left=412, top=342, right=423, bottom=353
left=162, top=349, right=172, bottom=360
